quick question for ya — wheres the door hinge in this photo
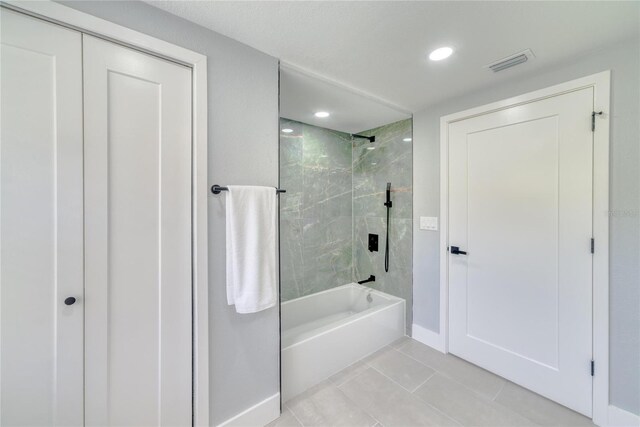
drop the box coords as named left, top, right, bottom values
left=591, top=360, right=595, bottom=376
left=592, top=111, right=603, bottom=132
left=591, top=238, right=595, bottom=254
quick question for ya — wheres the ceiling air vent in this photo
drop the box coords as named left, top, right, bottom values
left=486, top=49, right=535, bottom=73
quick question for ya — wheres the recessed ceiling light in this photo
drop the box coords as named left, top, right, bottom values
left=314, top=111, right=330, bottom=118
left=282, top=128, right=293, bottom=133
left=429, top=47, right=453, bottom=61
left=403, top=137, right=412, bottom=142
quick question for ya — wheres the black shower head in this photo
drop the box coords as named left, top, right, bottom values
left=352, top=134, right=375, bottom=143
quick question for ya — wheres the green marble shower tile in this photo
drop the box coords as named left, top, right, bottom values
left=279, top=117, right=412, bottom=333
left=280, top=118, right=353, bottom=300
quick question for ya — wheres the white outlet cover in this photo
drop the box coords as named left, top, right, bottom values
left=420, top=216, right=438, bottom=231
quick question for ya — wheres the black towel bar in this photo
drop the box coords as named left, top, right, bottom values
left=211, top=184, right=286, bottom=195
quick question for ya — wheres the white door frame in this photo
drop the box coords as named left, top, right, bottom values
left=439, top=71, right=610, bottom=425
left=0, top=1, right=209, bottom=425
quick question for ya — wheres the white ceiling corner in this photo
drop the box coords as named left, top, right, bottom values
left=144, top=0, right=639, bottom=126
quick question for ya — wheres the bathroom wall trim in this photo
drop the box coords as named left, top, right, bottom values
left=0, top=1, right=210, bottom=425
left=216, top=393, right=281, bottom=427
left=438, top=71, right=610, bottom=425
left=411, top=324, right=446, bottom=353
left=607, top=405, right=640, bottom=427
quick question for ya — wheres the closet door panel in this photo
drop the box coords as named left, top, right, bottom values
left=0, top=9, right=84, bottom=426
left=82, top=35, right=192, bottom=426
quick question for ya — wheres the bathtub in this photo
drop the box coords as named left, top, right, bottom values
left=281, top=283, right=405, bottom=401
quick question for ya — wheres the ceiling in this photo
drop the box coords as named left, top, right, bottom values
left=145, top=1, right=639, bottom=113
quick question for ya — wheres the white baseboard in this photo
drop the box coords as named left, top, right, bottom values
left=411, top=323, right=446, bottom=353
left=607, top=405, right=640, bottom=427
left=217, top=393, right=280, bottom=427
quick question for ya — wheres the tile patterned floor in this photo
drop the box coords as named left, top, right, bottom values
left=268, top=337, right=594, bottom=427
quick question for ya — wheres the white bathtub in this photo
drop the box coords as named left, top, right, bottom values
left=281, top=283, right=405, bottom=401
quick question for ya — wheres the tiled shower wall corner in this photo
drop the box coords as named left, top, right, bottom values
left=279, top=117, right=413, bottom=333
left=352, top=119, right=413, bottom=334
left=279, top=119, right=353, bottom=301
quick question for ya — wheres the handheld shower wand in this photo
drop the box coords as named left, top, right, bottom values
left=384, top=182, right=392, bottom=272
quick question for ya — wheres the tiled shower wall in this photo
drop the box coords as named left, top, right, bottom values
left=279, top=118, right=413, bottom=332
left=279, top=119, right=353, bottom=301
left=352, top=119, right=413, bottom=333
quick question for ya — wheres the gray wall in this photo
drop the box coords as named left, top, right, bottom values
left=354, top=119, right=413, bottom=334
left=59, top=1, right=280, bottom=424
left=412, top=39, right=639, bottom=414
left=279, top=119, right=353, bottom=301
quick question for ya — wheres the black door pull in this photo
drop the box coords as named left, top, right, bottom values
left=64, top=297, right=76, bottom=306
left=450, top=246, right=467, bottom=255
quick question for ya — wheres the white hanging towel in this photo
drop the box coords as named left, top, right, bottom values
left=225, top=185, right=277, bottom=313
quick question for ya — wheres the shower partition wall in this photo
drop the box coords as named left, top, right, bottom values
left=352, top=119, right=413, bottom=333
left=279, top=119, right=353, bottom=302
left=279, top=117, right=413, bottom=333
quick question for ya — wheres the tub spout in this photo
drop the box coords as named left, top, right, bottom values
left=357, top=275, right=375, bottom=284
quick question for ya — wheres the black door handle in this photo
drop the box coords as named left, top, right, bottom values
left=450, top=246, right=467, bottom=255
left=64, top=297, right=76, bottom=306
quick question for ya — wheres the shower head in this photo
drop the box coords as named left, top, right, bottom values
left=352, top=133, right=375, bottom=143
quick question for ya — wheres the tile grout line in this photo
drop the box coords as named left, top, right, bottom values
left=285, top=338, right=590, bottom=427
left=407, top=378, right=465, bottom=427
left=399, top=340, right=590, bottom=426
left=283, top=402, right=305, bottom=427
left=395, top=343, right=440, bottom=368
left=409, top=370, right=436, bottom=393
left=366, top=346, right=453, bottom=395
left=334, top=369, right=384, bottom=426
left=302, top=368, right=383, bottom=426
left=398, top=340, right=511, bottom=402
left=493, top=379, right=507, bottom=401
left=337, top=365, right=397, bottom=425
left=407, top=374, right=506, bottom=427
left=340, top=366, right=459, bottom=427
left=415, top=399, right=464, bottom=427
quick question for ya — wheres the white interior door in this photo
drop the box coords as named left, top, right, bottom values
left=82, top=35, right=193, bottom=426
left=0, top=10, right=84, bottom=426
left=448, top=88, right=594, bottom=415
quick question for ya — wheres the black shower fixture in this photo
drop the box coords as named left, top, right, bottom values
left=352, top=133, right=375, bottom=143
left=357, top=275, right=376, bottom=285
left=384, top=182, right=392, bottom=272
left=368, top=234, right=379, bottom=252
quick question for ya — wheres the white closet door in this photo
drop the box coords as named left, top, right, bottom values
left=1, top=9, right=84, bottom=426
left=82, top=35, right=193, bottom=426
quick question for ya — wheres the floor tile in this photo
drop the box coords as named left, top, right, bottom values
left=340, top=368, right=460, bottom=427
left=398, top=340, right=505, bottom=399
left=494, top=381, right=595, bottom=426
left=266, top=408, right=303, bottom=427
left=360, top=346, right=391, bottom=365
left=286, top=338, right=596, bottom=427
left=329, top=360, right=369, bottom=387
left=287, top=380, right=377, bottom=427
left=414, top=373, right=536, bottom=427
left=390, top=336, right=411, bottom=349
left=366, top=346, right=435, bottom=391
